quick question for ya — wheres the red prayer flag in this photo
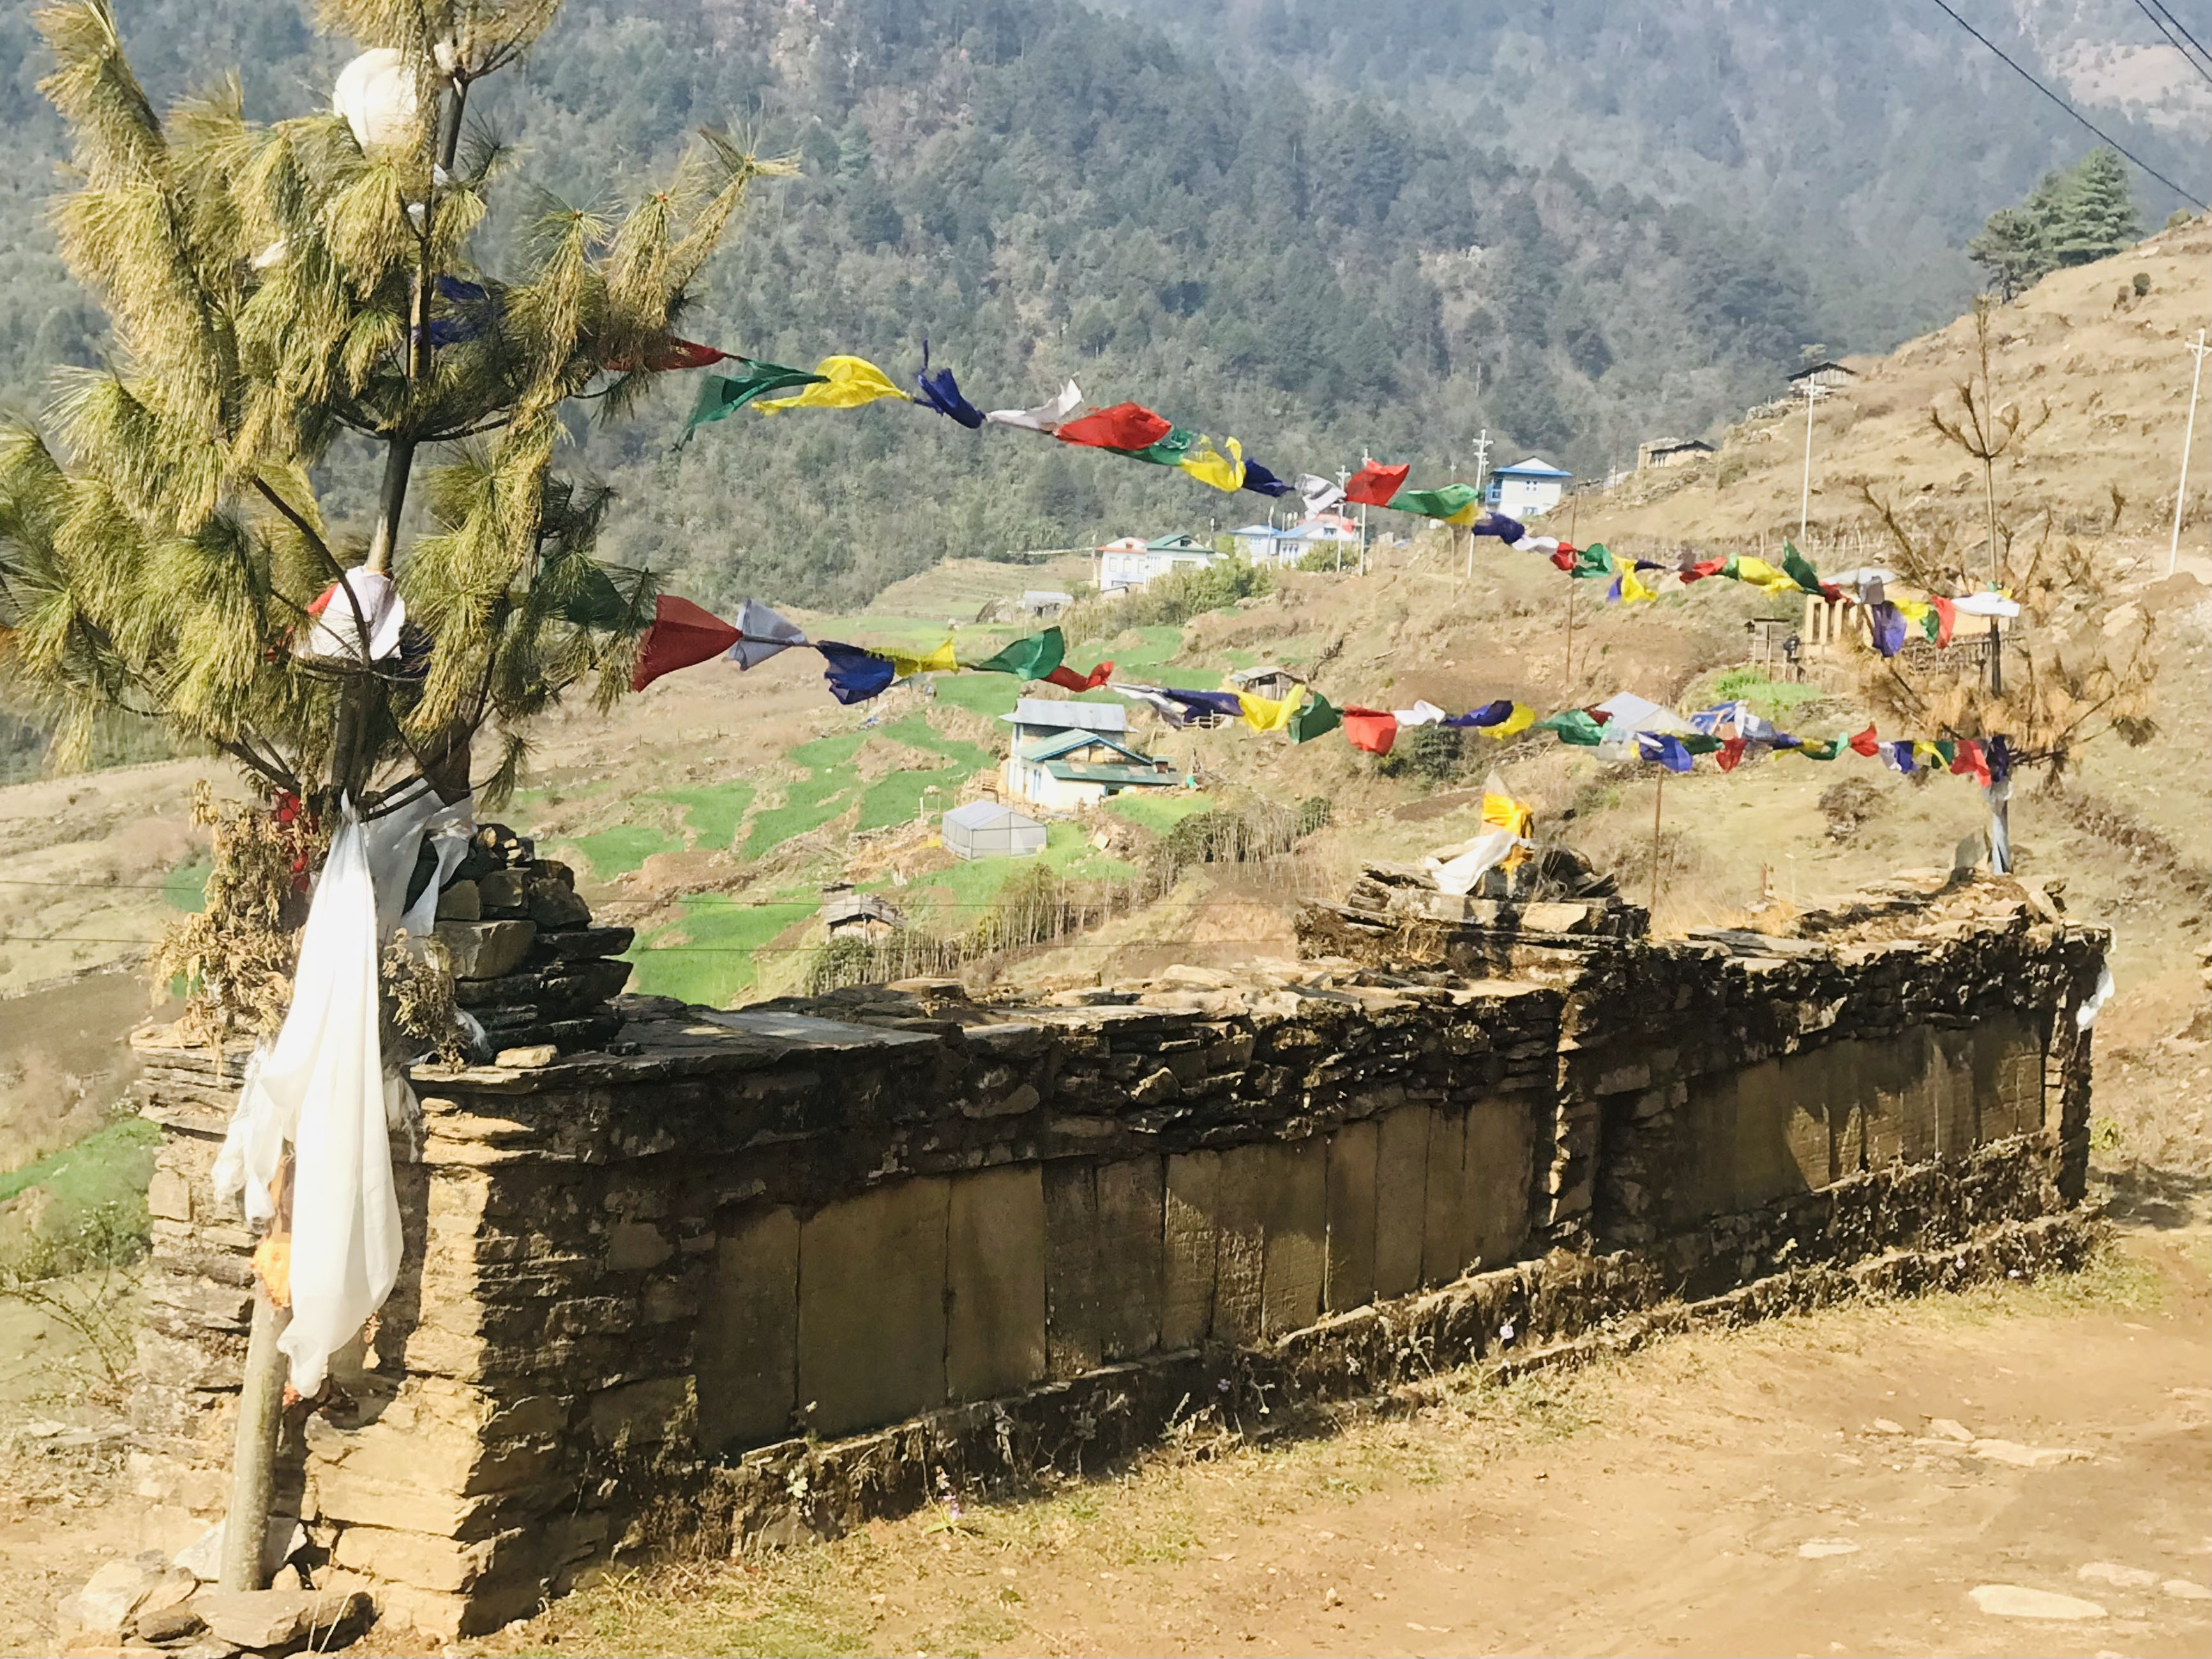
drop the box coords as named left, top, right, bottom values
left=1950, top=738, right=1990, bottom=786
left=1848, top=724, right=1879, bottom=757
left=1055, top=402, right=1174, bottom=452
left=1717, top=738, right=1747, bottom=772
left=1680, top=559, right=1726, bottom=583
left=1549, top=547, right=1578, bottom=573
left=1042, top=659, right=1115, bottom=692
left=1930, top=596, right=1957, bottom=647
left=631, top=594, right=739, bottom=692
left=603, top=338, right=731, bottom=372
left=1343, top=461, right=1410, bottom=507
left=1342, top=706, right=1400, bottom=755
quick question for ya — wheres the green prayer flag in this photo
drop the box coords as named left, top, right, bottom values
left=1680, top=733, right=1722, bottom=756
left=1118, top=426, right=1198, bottom=466
left=1535, top=709, right=1606, bottom=745
left=682, top=360, right=828, bottom=438
left=1288, top=689, right=1341, bottom=744
left=1392, top=483, right=1481, bottom=520
left=967, top=627, right=1065, bottom=681
left=1571, top=543, right=1613, bottom=579
left=1780, top=541, right=1826, bottom=596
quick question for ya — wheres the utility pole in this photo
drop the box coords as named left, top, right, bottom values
left=2169, top=329, right=2209, bottom=577
left=1797, top=377, right=1823, bottom=544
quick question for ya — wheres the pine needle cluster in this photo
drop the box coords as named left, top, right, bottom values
left=0, top=0, right=788, bottom=817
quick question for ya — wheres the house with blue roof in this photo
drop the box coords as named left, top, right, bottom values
left=1484, top=456, right=1573, bottom=518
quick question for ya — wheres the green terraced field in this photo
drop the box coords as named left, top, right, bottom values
left=568, top=823, right=685, bottom=880
left=623, top=890, right=818, bottom=1007
left=651, top=781, right=756, bottom=849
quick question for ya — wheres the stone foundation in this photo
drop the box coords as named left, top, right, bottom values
left=130, top=874, right=2107, bottom=1638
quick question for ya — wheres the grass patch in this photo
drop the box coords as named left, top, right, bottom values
left=566, top=823, right=685, bottom=880
left=742, top=733, right=871, bottom=859
left=0, top=1116, right=160, bottom=1233
left=1103, top=791, right=1214, bottom=834
left=1710, top=668, right=1828, bottom=719
left=162, top=861, right=211, bottom=913
left=650, top=782, right=757, bottom=850
left=624, top=891, right=817, bottom=1007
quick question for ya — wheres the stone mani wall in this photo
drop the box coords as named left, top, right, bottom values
left=130, top=888, right=2108, bottom=1639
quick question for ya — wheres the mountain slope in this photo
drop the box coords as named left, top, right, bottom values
left=0, top=0, right=1825, bottom=612
left=1110, top=0, right=2210, bottom=346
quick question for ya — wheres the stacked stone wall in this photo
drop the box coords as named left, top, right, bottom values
left=128, top=883, right=2108, bottom=1638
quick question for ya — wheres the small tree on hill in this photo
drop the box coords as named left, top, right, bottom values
left=2049, top=147, right=2139, bottom=266
left=1967, top=149, right=2139, bottom=297
left=1851, top=297, right=2156, bottom=862
left=0, top=0, right=783, bottom=827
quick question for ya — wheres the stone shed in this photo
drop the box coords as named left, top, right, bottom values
left=128, top=872, right=2108, bottom=1639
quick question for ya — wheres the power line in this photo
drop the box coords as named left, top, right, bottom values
left=2144, top=0, right=2211, bottom=65
left=1922, top=0, right=2209, bottom=211
left=2130, top=0, right=2212, bottom=86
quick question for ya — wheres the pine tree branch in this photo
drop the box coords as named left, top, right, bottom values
left=253, top=478, right=342, bottom=579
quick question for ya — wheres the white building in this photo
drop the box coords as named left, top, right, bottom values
left=1095, top=534, right=1218, bottom=592
left=1484, top=456, right=1573, bottom=518
left=1230, top=514, right=1362, bottom=567
left=998, top=698, right=1179, bottom=812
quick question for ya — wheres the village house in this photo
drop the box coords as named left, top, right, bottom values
left=1095, top=533, right=1217, bottom=592
left=1637, top=437, right=1716, bottom=469
left=1483, top=456, right=1574, bottom=517
left=998, top=698, right=1179, bottom=811
left=1230, top=513, right=1362, bottom=566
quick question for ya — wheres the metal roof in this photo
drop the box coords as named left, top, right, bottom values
left=943, top=800, right=1044, bottom=831
left=1494, top=456, right=1572, bottom=477
left=1044, top=760, right=1178, bottom=786
left=1018, top=728, right=1156, bottom=764
left=1002, top=698, right=1127, bottom=733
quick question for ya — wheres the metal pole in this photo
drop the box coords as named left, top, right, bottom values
left=1798, top=381, right=1816, bottom=544
left=1648, top=769, right=1664, bottom=920
left=220, top=1287, right=290, bottom=1590
left=1563, top=578, right=1576, bottom=693
left=2169, top=329, right=2209, bottom=577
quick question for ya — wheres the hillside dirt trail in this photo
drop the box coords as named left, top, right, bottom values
left=941, top=1238, right=2211, bottom=1659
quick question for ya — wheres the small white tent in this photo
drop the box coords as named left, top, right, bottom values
left=942, top=802, right=1046, bottom=861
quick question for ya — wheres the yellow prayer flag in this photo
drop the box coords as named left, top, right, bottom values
left=1178, top=435, right=1246, bottom=493
left=1911, top=739, right=1945, bottom=768
left=889, top=638, right=957, bottom=678
left=1481, top=703, right=1537, bottom=739
left=1894, top=597, right=1933, bottom=627
left=756, top=355, right=908, bottom=414
left=1236, top=683, right=1302, bottom=733
left=1616, top=558, right=1659, bottom=605
left=1443, top=501, right=1486, bottom=527
left=1478, top=774, right=1534, bottom=869
left=1729, top=556, right=1800, bottom=595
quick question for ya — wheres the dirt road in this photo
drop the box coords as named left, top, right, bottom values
left=451, top=1225, right=2209, bottom=1659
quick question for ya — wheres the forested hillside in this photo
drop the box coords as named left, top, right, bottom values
left=0, top=0, right=2196, bottom=612
left=1114, top=0, right=2208, bottom=347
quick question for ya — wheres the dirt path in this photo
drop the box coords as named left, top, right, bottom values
left=442, top=1224, right=2212, bottom=1659
left=993, top=1245, right=2209, bottom=1659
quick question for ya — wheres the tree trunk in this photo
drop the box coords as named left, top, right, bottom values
left=219, top=1287, right=290, bottom=1591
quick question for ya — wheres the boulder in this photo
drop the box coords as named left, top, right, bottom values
left=433, top=920, right=537, bottom=980
left=526, top=881, right=592, bottom=929
left=57, top=1558, right=170, bottom=1644
left=433, top=880, right=481, bottom=922
left=193, top=1588, right=373, bottom=1651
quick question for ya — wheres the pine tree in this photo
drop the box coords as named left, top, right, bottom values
left=1966, top=207, right=2050, bottom=300
left=0, top=0, right=786, bottom=819
left=2048, top=146, right=2139, bottom=266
